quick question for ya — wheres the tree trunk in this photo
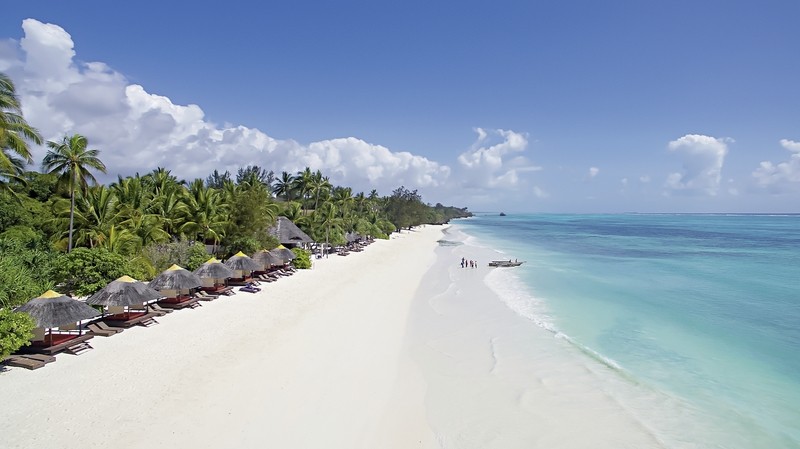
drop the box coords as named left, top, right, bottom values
left=68, top=186, right=75, bottom=252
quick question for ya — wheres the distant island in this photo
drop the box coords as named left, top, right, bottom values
left=499, top=212, right=507, bottom=216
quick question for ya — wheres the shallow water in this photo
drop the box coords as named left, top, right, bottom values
left=449, top=214, right=800, bottom=448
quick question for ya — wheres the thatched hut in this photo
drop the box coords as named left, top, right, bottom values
left=194, top=257, right=235, bottom=293
left=268, top=216, right=313, bottom=248
left=224, top=251, right=261, bottom=283
left=149, top=264, right=202, bottom=304
left=15, top=290, right=100, bottom=354
left=87, top=276, right=162, bottom=327
left=252, top=249, right=283, bottom=273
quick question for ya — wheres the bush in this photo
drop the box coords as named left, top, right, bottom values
left=223, top=236, right=260, bottom=258
left=54, top=248, right=132, bottom=297
left=0, top=309, right=35, bottom=360
left=186, top=242, right=211, bottom=271
left=291, top=248, right=312, bottom=269
left=0, top=239, right=57, bottom=308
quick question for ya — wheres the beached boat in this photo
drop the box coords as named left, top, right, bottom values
left=488, top=260, right=524, bottom=267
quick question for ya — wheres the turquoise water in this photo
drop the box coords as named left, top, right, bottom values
left=455, top=214, right=800, bottom=448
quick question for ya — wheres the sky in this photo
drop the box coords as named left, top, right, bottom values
left=1, top=1, right=799, bottom=213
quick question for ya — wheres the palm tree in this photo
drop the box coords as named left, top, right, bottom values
left=295, top=167, right=314, bottom=214
left=315, top=202, right=342, bottom=257
left=52, top=185, right=119, bottom=249
left=1, top=73, right=42, bottom=194
left=272, top=171, right=295, bottom=202
left=310, top=171, right=332, bottom=213
left=42, top=134, right=107, bottom=252
left=177, top=179, right=228, bottom=246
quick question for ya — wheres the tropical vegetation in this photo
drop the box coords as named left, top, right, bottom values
left=0, top=71, right=471, bottom=357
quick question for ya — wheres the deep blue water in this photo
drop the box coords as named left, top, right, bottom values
left=456, top=214, right=800, bottom=448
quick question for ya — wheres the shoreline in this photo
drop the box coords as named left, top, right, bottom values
left=405, top=225, right=675, bottom=448
left=0, top=226, right=444, bottom=449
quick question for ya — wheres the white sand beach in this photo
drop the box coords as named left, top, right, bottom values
left=0, top=227, right=443, bottom=449
left=1, top=224, right=679, bottom=449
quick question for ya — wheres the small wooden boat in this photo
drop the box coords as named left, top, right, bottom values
left=488, top=260, right=524, bottom=267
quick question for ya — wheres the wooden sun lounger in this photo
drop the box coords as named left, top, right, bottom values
left=148, top=304, right=173, bottom=315
left=104, top=312, right=159, bottom=328
left=94, top=321, right=124, bottom=333
left=21, top=333, right=94, bottom=356
left=22, top=354, right=57, bottom=364
left=194, top=291, right=219, bottom=301
left=217, top=286, right=235, bottom=296
left=88, top=323, right=118, bottom=337
left=158, top=297, right=202, bottom=309
left=3, top=355, right=46, bottom=370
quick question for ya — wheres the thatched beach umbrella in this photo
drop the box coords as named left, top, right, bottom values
left=224, top=251, right=261, bottom=272
left=194, top=257, right=235, bottom=279
left=87, top=275, right=164, bottom=307
left=16, top=290, right=101, bottom=329
left=270, top=245, right=296, bottom=263
left=252, top=249, right=283, bottom=270
left=149, top=264, right=202, bottom=291
left=16, top=290, right=100, bottom=346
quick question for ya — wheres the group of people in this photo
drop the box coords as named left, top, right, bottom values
left=460, top=257, right=478, bottom=269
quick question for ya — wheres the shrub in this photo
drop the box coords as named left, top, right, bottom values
left=223, top=236, right=260, bottom=258
left=186, top=242, right=211, bottom=271
left=291, top=248, right=311, bottom=269
left=0, top=239, right=57, bottom=308
left=54, top=248, right=132, bottom=297
left=0, top=309, right=35, bottom=360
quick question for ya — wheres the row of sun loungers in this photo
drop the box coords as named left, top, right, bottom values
left=4, top=262, right=306, bottom=371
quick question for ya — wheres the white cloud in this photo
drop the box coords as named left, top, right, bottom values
left=621, top=177, right=628, bottom=186
left=588, top=167, right=599, bottom=178
left=752, top=139, right=800, bottom=192
left=1, top=19, right=450, bottom=196
left=665, top=134, right=730, bottom=196
left=456, top=128, right=539, bottom=189
left=532, top=186, right=549, bottom=199
left=639, top=175, right=651, bottom=183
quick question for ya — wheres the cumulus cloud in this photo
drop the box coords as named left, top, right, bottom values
left=639, top=175, right=651, bottom=183
left=752, top=139, right=800, bottom=192
left=456, top=128, right=540, bottom=189
left=588, top=167, right=599, bottom=178
left=1, top=19, right=450, bottom=196
left=665, top=134, right=730, bottom=196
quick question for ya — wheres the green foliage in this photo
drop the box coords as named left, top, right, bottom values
left=0, top=225, right=43, bottom=248
left=291, top=247, right=311, bottom=269
left=0, top=309, right=35, bottom=360
left=186, top=242, right=211, bottom=271
left=143, top=239, right=194, bottom=273
left=54, top=247, right=132, bottom=297
left=262, top=234, right=280, bottom=251
left=0, top=239, right=57, bottom=308
left=224, top=188, right=277, bottom=249
left=224, top=236, right=260, bottom=257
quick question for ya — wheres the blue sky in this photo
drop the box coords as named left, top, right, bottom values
left=1, top=1, right=799, bottom=212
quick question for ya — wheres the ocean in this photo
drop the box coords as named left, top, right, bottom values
left=444, top=214, right=800, bottom=448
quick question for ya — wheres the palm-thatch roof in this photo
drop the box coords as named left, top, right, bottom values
left=15, top=290, right=101, bottom=328
left=271, top=245, right=296, bottom=263
left=193, top=257, right=235, bottom=279
left=268, top=216, right=313, bottom=245
left=224, top=251, right=261, bottom=271
left=148, top=264, right=202, bottom=290
left=252, top=250, right=283, bottom=270
left=87, top=275, right=164, bottom=307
